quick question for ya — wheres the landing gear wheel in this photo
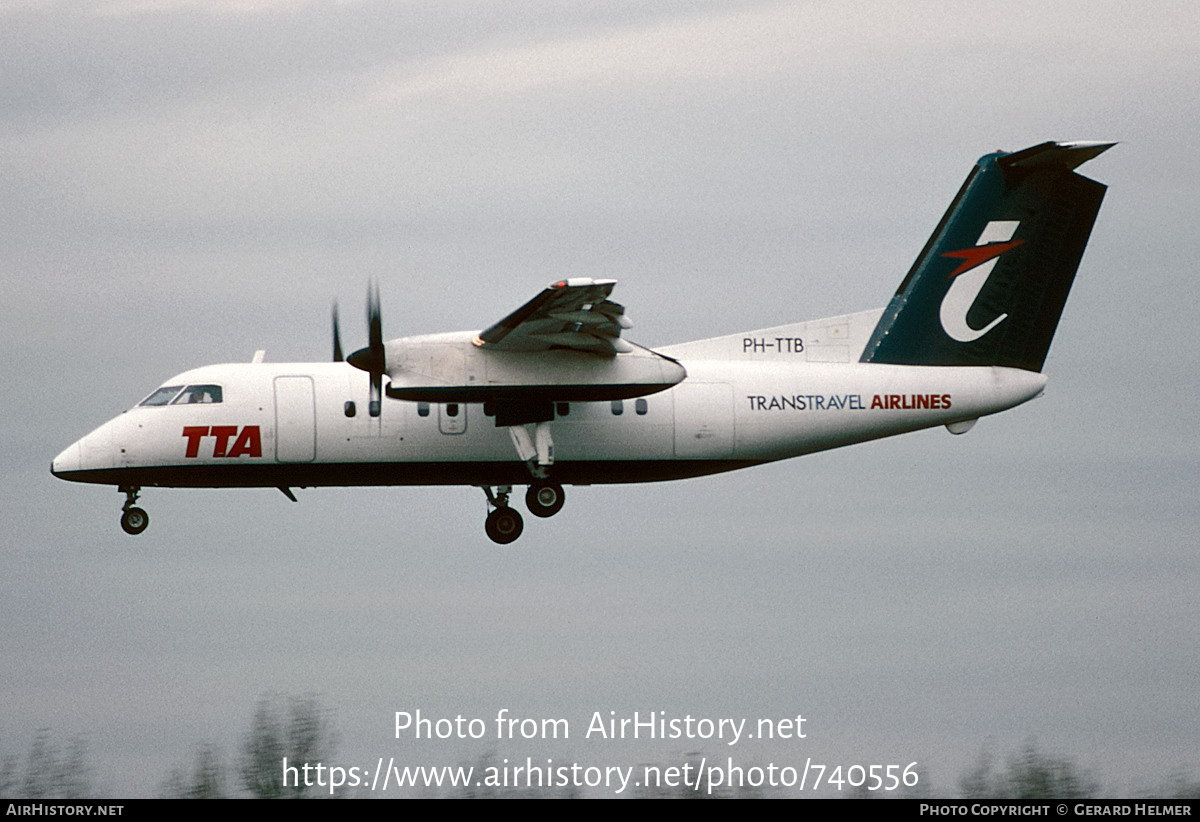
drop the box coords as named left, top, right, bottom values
left=485, top=507, right=524, bottom=545
left=121, top=507, right=149, bottom=535
left=525, top=483, right=565, bottom=518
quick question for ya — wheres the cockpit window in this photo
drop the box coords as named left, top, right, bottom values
left=172, top=384, right=223, bottom=404
left=140, top=385, right=184, bottom=406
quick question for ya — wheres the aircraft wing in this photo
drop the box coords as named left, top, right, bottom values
left=473, top=278, right=633, bottom=356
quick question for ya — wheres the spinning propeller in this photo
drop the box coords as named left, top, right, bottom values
left=334, top=282, right=387, bottom=417
left=331, top=302, right=344, bottom=363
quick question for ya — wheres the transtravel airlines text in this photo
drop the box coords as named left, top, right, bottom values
left=282, top=757, right=919, bottom=796
left=746, top=394, right=952, bottom=411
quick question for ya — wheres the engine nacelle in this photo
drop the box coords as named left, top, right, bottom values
left=381, top=331, right=686, bottom=404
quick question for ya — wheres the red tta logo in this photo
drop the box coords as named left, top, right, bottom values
left=182, top=426, right=262, bottom=458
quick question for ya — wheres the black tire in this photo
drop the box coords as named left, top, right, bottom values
left=525, top=483, right=566, bottom=518
left=485, top=507, right=524, bottom=544
left=121, top=507, right=149, bottom=535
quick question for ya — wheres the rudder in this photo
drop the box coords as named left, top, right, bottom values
left=860, top=141, right=1112, bottom=372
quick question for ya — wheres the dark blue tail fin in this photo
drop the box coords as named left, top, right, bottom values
left=860, top=141, right=1112, bottom=372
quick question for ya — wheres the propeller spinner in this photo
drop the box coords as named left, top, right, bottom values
left=345, top=282, right=386, bottom=417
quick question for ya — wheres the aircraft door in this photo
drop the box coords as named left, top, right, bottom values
left=274, top=376, right=316, bottom=462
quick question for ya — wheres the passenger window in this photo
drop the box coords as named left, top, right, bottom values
left=417, top=402, right=430, bottom=417
left=140, top=385, right=184, bottom=406
left=556, top=402, right=570, bottom=417
left=172, top=384, right=223, bottom=404
left=344, top=401, right=356, bottom=418
left=635, top=398, right=648, bottom=415
left=611, top=400, right=623, bottom=416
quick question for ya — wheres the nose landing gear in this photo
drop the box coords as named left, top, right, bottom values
left=119, top=486, right=149, bottom=535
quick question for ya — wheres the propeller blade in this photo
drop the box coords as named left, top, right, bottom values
left=346, top=281, right=386, bottom=417
left=332, top=301, right=344, bottom=362
left=368, top=280, right=383, bottom=362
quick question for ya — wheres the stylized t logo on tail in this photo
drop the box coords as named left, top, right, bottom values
left=938, top=220, right=1023, bottom=342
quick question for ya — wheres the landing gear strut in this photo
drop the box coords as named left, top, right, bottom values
left=480, top=486, right=523, bottom=545
left=119, top=486, right=149, bottom=535
left=507, top=421, right=554, bottom=479
left=525, top=483, right=565, bottom=518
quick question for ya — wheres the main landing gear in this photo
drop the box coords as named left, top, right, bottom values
left=480, top=482, right=566, bottom=544
left=482, top=486, right=523, bottom=544
left=526, top=482, right=565, bottom=518
left=119, top=485, right=149, bottom=535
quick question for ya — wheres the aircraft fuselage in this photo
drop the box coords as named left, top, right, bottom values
left=52, top=356, right=1045, bottom=490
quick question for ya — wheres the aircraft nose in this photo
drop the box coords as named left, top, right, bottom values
left=51, top=441, right=82, bottom=478
left=52, top=422, right=116, bottom=481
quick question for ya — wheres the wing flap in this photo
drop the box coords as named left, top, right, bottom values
left=475, top=278, right=630, bottom=354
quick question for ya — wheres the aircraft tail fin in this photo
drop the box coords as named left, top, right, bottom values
left=860, top=141, right=1112, bottom=372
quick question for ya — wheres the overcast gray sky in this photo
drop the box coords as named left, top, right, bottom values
left=3, top=0, right=1198, bottom=797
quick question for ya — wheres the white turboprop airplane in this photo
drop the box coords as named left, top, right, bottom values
left=52, top=141, right=1112, bottom=544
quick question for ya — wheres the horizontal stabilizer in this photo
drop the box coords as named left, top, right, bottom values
left=997, top=141, right=1116, bottom=172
